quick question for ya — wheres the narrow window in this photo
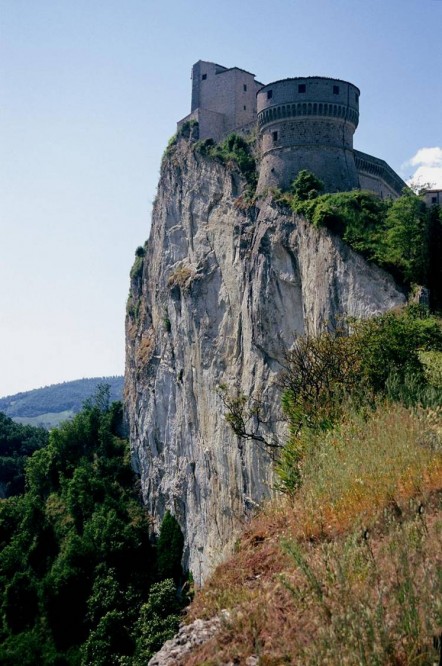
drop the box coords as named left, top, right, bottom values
left=432, top=196, right=437, bottom=204
left=298, top=84, right=306, bottom=93
left=267, top=89, right=273, bottom=99
left=272, top=131, right=278, bottom=143
left=243, top=84, right=247, bottom=92
left=243, top=105, right=246, bottom=110
left=202, top=74, right=207, bottom=80
left=333, top=85, right=340, bottom=95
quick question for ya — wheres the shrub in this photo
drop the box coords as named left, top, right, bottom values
left=279, top=175, right=434, bottom=287
left=130, top=255, right=144, bottom=281
left=194, top=132, right=258, bottom=197
left=276, top=307, right=442, bottom=493
left=156, top=511, right=184, bottom=583
left=133, top=579, right=182, bottom=664
left=291, top=169, right=324, bottom=201
left=167, top=264, right=195, bottom=291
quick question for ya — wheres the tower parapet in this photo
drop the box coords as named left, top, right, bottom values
left=256, top=77, right=361, bottom=193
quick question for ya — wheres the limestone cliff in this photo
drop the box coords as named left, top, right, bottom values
left=124, top=137, right=405, bottom=581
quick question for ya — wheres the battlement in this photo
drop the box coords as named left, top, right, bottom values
left=257, top=77, right=360, bottom=129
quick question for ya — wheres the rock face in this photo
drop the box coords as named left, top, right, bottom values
left=124, top=137, right=405, bottom=581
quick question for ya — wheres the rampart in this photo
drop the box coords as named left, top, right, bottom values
left=355, top=150, right=406, bottom=198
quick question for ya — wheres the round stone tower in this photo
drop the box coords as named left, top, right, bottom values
left=256, top=77, right=360, bottom=193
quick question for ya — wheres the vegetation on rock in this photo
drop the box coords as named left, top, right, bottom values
left=272, top=170, right=442, bottom=304
left=193, top=132, right=258, bottom=198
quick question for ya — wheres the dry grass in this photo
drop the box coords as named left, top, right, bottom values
left=168, top=263, right=196, bottom=291
left=184, top=403, right=442, bottom=665
left=135, top=329, right=155, bottom=368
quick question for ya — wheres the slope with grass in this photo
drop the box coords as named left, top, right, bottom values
left=163, top=307, right=442, bottom=665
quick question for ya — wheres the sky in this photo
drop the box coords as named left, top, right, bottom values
left=0, top=0, right=441, bottom=398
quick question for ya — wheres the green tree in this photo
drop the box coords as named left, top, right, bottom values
left=382, top=190, right=428, bottom=283
left=0, top=413, right=48, bottom=497
left=156, top=511, right=184, bottom=583
left=291, top=169, right=324, bottom=201
left=133, top=579, right=182, bottom=665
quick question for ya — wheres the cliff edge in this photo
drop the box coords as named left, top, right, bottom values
left=124, top=136, right=405, bottom=580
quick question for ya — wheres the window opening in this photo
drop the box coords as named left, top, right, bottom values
left=298, top=84, right=306, bottom=93
left=333, top=85, right=340, bottom=95
left=243, top=84, right=247, bottom=92
left=267, top=90, right=273, bottom=99
left=272, top=131, right=278, bottom=143
left=202, top=74, right=207, bottom=80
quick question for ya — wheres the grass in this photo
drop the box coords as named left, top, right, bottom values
left=184, top=401, right=442, bottom=665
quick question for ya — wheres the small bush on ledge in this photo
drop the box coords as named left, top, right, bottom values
left=193, top=132, right=258, bottom=199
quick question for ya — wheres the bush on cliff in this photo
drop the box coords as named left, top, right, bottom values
left=194, top=132, right=258, bottom=196
left=277, top=305, right=442, bottom=494
left=281, top=171, right=441, bottom=292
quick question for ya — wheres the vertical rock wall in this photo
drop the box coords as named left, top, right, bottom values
left=124, top=138, right=405, bottom=580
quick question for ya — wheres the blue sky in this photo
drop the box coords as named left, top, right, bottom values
left=0, top=0, right=441, bottom=397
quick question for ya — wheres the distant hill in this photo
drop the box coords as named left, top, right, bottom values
left=0, top=376, right=124, bottom=429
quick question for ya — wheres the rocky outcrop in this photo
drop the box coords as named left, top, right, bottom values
left=147, top=614, right=227, bottom=666
left=124, top=137, right=405, bottom=580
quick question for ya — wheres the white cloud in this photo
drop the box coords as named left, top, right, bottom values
left=403, top=146, right=442, bottom=188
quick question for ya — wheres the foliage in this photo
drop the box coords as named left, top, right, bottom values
left=291, top=169, right=324, bottom=201
left=350, top=305, right=442, bottom=392
left=156, top=512, right=184, bottom=583
left=130, top=256, right=144, bottom=281
left=383, top=189, right=428, bottom=283
left=194, top=133, right=258, bottom=198
left=132, top=579, right=182, bottom=664
left=276, top=306, right=442, bottom=494
left=0, top=389, right=186, bottom=664
left=279, top=330, right=364, bottom=436
left=278, top=173, right=439, bottom=288
left=217, top=385, right=278, bottom=449
left=163, top=120, right=199, bottom=161
left=0, top=413, right=48, bottom=496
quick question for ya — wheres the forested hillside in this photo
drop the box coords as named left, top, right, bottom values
left=0, top=377, right=123, bottom=429
left=0, top=388, right=188, bottom=665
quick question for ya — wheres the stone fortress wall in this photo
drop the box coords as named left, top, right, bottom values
left=177, top=61, right=407, bottom=198
left=256, top=77, right=360, bottom=193
left=178, top=61, right=263, bottom=143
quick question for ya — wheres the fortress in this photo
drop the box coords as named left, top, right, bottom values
left=178, top=60, right=406, bottom=198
